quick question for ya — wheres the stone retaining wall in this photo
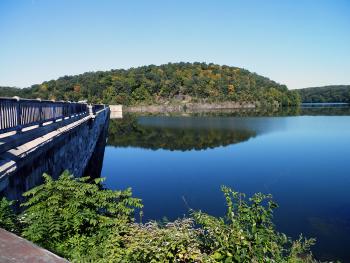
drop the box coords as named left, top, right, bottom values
left=125, top=101, right=257, bottom=113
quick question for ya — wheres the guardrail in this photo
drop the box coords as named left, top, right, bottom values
left=0, top=97, right=89, bottom=134
left=91, top=104, right=107, bottom=114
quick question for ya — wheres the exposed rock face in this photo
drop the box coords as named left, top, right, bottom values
left=125, top=102, right=257, bottom=113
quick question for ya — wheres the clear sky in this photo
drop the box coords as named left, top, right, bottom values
left=0, top=0, right=349, bottom=89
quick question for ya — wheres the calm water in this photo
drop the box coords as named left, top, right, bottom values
left=101, top=107, right=350, bottom=261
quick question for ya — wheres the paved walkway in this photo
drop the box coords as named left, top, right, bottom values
left=0, top=228, right=68, bottom=263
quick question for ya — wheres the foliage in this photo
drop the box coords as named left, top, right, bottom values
left=0, top=171, right=321, bottom=262
left=104, top=219, right=209, bottom=263
left=0, top=197, right=20, bottom=234
left=0, top=63, right=300, bottom=106
left=192, top=186, right=316, bottom=262
left=98, top=186, right=317, bottom=263
left=298, top=85, right=350, bottom=103
left=0, top=86, right=24, bottom=97
left=20, top=171, right=142, bottom=259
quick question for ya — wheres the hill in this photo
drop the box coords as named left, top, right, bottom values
left=0, top=62, right=300, bottom=106
left=298, top=85, right=350, bottom=103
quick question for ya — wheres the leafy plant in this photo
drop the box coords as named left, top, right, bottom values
left=193, top=186, right=316, bottom=262
left=104, top=219, right=208, bottom=263
left=1, top=171, right=322, bottom=262
left=20, top=170, right=142, bottom=259
left=0, top=197, right=20, bottom=233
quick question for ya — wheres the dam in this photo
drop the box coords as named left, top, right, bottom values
left=0, top=97, right=110, bottom=202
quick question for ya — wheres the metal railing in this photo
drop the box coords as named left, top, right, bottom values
left=0, top=97, right=88, bottom=134
left=91, top=104, right=107, bottom=115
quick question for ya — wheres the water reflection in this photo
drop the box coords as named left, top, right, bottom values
left=103, top=106, right=350, bottom=262
left=300, top=105, right=350, bottom=116
left=107, top=106, right=350, bottom=151
left=108, top=115, right=257, bottom=151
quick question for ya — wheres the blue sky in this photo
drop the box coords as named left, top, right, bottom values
left=0, top=0, right=349, bottom=89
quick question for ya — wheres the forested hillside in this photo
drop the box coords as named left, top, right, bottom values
left=298, top=85, right=350, bottom=103
left=0, top=63, right=300, bottom=106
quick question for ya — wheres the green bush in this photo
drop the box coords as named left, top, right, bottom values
left=104, top=219, right=208, bottom=262
left=0, top=171, right=320, bottom=262
left=20, top=171, right=142, bottom=259
left=192, top=186, right=315, bottom=262
left=0, top=197, right=20, bottom=233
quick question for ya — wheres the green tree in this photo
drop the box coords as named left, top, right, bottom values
left=131, top=85, right=152, bottom=103
left=0, top=63, right=302, bottom=107
left=298, top=85, right=350, bottom=103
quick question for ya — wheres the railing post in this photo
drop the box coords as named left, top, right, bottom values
left=52, top=100, right=56, bottom=122
left=67, top=102, right=69, bottom=118
left=70, top=102, right=73, bottom=117
left=88, top=104, right=93, bottom=115
left=37, top=98, right=43, bottom=127
left=14, top=96, right=22, bottom=133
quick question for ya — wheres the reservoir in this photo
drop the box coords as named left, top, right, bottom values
left=102, top=106, right=350, bottom=262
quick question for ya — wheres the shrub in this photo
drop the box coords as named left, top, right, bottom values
left=0, top=197, right=20, bottom=233
left=0, top=172, right=320, bottom=262
left=192, top=186, right=316, bottom=262
left=20, top=171, right=142, bottom=259
left=104, top=219, right=208, bottom=262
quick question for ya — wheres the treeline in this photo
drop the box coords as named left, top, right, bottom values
left=0, top=86, right=24, bottom=98
left=0, top=63, right=300, bottom=106
left=298, top=85, right=350, bottom=103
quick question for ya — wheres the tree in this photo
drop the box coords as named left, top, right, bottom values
left=298, top=85, right=350, bottom=103
left=131, top=85, right=152, bottom=103
left=0, top=63, right=301, bottom=107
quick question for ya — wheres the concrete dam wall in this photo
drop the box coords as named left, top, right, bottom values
left=0, top=101, right=110, bottom=202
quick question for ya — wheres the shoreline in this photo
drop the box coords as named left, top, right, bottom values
left=124, top=101, right=259, bottom=113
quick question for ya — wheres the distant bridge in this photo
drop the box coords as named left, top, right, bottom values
left=0, top=97, right=110, bottom=202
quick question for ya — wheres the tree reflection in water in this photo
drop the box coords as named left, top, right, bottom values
left=107, top=106, right=350, bottom=151
left=107, top=115, right=257, bottom=151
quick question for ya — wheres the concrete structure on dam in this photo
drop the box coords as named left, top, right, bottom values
left=0, top=97, right=110, bottom=203
left=109, top=104, right=123, bottom=119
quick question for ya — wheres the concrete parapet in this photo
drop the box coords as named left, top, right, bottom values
left=109, top=105, right=123, bottom=119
